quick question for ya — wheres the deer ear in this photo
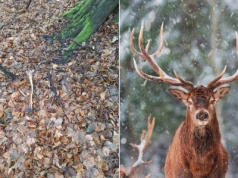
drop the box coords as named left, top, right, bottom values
left=168, top=88, right=188, bottom=104
left=214, top=86, right=230, bottom=103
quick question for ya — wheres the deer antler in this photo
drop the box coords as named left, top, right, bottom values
left=207, top=32, right=238, bottom=90
left=130, top=22, right=194, bottom=91
left=120, top=115, right=155, bottom=178
left=131, top=22, right=238, bottom=91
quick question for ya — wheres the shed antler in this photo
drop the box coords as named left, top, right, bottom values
left=131, top=22, right=238, bottom=91
left=130, top=22, right=194, bottom=91
left=120, top=115, right=155, bottom=178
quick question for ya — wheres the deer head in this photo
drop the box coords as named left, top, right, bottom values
left=169, top=86, right=230, bottom=128
left=130, top=22, right=238, bottom=128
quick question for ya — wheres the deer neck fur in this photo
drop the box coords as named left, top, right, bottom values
left=180, top=109, right=221, bottom=155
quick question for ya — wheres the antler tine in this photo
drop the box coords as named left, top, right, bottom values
left=133, top=58, right=195, bottom=88
left=142, top=115, right=155, bottom=153
left=130, top=115, right=155, bottom=160
left=208, top=69, right=238, bottom=90
left=145, top=174, right=151, bottom=178
left=207, top=32, right=238, bottom=90
left=145, top=39, right=151, bottom=53
left=138, top=21, right=164, bottom=76
left=133, top=58, right=164, bottom=82
left=236, top=31, right=238, bottom=55
left=207, top=66, right=227, bottom=89
left=174, top=71, right=195, bottom=90
left=132, top=21, right=194, bottom=91
left=151, top=22, right=164, bottom=58
left=125, top=115, right=155, bottom=177
left=130, top=28, right=146, bottom=60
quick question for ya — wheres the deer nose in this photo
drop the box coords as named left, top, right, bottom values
left=196, top=111, right=209, bottom=121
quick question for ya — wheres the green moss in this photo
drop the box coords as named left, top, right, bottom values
left=55, top=0, right=95, bottom=41
left=60, top=19, right=94, bottom=61
left=55, top=0, right=118, bottom=62
left=114, top=11, right=119, bottom=22
left=62, top=0, right=94, bottom=19
left=67, top=20, right=93, bottom=50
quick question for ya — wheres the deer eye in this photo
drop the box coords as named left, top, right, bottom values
left=210, top=99, right=215, bottom=104
left=188, top=100, right=193, bottom=105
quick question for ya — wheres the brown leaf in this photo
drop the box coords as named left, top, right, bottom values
left=83, top=157, right=96, bottom=169
left=100, top=92, right=106, bottom=100
left=24, top=159, right=31, bottom=169
left=11, top=91, right=20, bottom=98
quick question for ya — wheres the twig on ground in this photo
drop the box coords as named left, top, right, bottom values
left=26, top=0, right=33, bottom=10
left=70, top=0, right=75, bottom=6
left=26, top=70, right=34, bottom=113
left=0, top=65, right=16, bottom=80
left=0, top=15, right=17, bottom=31
left=47, top=71, right=65, bottom=110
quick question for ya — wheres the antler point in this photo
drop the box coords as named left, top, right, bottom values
left=141, top=21, right=144, bottom=28
left=161, top=22, right=164, bottom=29
left=221, top=65, right=227, bottom=75
left=174, top=70, right=179, bottom=78
left=236, top=31, right=238, bottom=55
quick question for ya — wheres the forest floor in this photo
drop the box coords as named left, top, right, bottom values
left=0, top=0, right=118, bottom=177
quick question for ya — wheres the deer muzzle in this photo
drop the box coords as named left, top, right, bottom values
left=195, top=110, right=209, bottom=126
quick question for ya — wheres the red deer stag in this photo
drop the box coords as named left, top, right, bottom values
left=130, top=22, right=238, bottom=178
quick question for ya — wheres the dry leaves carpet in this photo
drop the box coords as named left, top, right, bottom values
left=0, top=0, right=118, bottom=177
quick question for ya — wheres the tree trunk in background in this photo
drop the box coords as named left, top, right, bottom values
left=55, top=0, right=118, bottom=62
left=208, top=0, right=226, bottom=143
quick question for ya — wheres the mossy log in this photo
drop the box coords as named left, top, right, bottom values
left=55, top=0, right=118, bottom=62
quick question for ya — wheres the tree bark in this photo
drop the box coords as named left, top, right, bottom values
left=55, top=0, right=118, bottom=62
left=208, top=0, right=226, bottom=144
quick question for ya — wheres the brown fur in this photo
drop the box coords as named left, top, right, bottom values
left=164, top=87, right=229, bottom=178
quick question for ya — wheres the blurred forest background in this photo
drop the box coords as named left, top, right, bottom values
left=120, top=0, right=238, bottom=177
